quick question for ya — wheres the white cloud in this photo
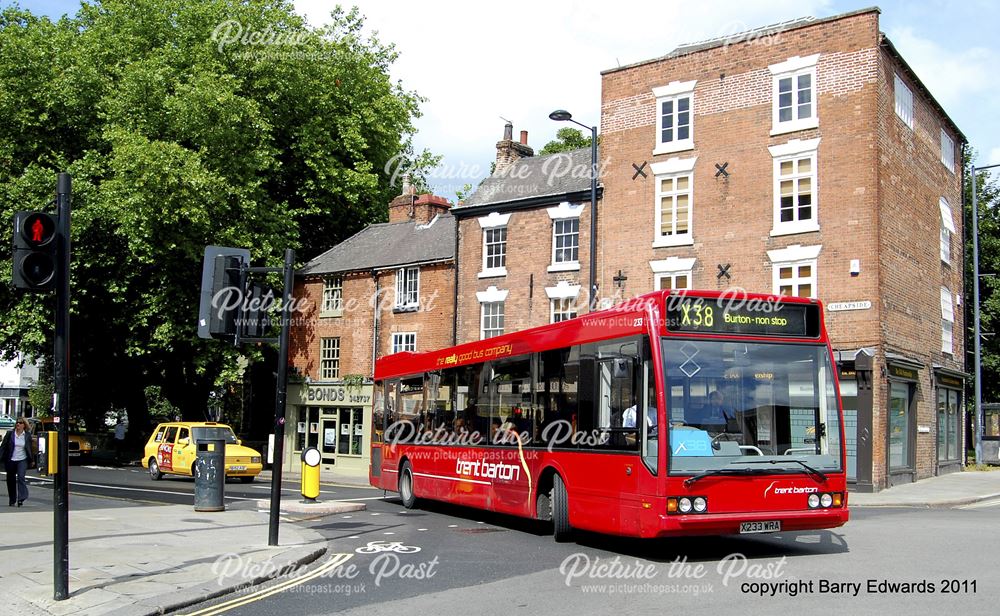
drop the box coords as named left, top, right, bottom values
left=885, top=26, right=996, bottom=110
left=295, top=0, right=831, bottom=200
left=885, top=25, right=999, bottom=162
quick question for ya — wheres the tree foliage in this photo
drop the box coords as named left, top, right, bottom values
left=0, top=1, right=426, bottom=433
left=539, top=127, right=593, bottom=156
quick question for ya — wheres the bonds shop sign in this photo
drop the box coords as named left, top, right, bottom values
left=299, top=384, right=373, bottom=406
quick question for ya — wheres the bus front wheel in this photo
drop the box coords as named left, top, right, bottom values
left=552, top=474, right=572, bottom=542
left=398, top=461, right=417, bottom=509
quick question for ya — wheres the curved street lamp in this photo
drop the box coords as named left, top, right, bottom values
left=549, top=109, right=598, bottom=307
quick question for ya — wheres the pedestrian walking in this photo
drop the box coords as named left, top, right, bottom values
left=114, top=416, right=128, bottom=465
left=1, top=417, right=35, bottom=507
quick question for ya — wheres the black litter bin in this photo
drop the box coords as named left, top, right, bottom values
left=194, top=438, right=226, bottom=512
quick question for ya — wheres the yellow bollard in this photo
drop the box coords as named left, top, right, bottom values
left=37, top=431, right=58, bottom=476
left=301, top=447, right=321, bottom=502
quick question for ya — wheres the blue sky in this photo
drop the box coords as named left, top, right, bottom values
left=12, top=1, right=1000, bottom=201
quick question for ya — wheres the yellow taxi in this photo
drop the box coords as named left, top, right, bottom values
left=34, top=417, right=95, bottom=461
left=142, top=421, right=263, bottom=482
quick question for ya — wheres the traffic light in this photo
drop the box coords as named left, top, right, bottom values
left=12, top=211, right=58, bottom=291
left=198, top=246, right=250, bottom=340
left=242, top=282, right=274, bottom=339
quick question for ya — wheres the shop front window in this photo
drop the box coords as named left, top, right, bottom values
left=839, top=374, right=858, bottom=481
left=296, top=406, right=321, bottom=452
left=338, top=408, right=364, bottom=456
left=889, top=382, right=911, bottom=470
left=937, top=388, right=961, bottom=462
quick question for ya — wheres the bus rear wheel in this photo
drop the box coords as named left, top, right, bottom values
left=552, top=474, right=572, bottom=542
left=398, top=461, right=417, bottom=509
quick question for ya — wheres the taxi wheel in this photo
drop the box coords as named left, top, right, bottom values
left=148, top=458, right=163, bottom=480
left=239, top=476, right=254, bottom=484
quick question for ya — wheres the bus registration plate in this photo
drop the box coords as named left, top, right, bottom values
left=740, top=520, right=781, bottom=534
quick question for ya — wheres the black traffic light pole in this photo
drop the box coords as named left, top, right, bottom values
left=197, top=245, right=293, bottom=545
left=267, top=248, right=294, bottom=546
left=53, top=173, right=71, bottom=600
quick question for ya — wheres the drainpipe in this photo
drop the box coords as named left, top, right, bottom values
left=452, top=219, right=460, bottom=346
left=371, top=270, right=379, bottom=374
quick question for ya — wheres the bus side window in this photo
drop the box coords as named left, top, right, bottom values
left=427, top=369, right=462, bottom=436
left=538, top=347, right=580, bottom=447
left=592, top=338, right=640, bottom=451
left=373, top=381, right=386, bottom=442
left=385, top=379, right=400, bottom=432
left=487, top=355, right=533, bottom=444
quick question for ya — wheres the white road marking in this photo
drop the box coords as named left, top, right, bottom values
left=959, top=497, right=1000, bottom=509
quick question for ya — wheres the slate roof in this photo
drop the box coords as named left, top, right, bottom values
left=299, top=213, right=455, bottom=276
left=454, top=147, right=593, bottom=210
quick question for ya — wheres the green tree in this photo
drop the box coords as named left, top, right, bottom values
left=539, top=127, right=593, bottom=155
left=0, top=1, right=426, bottom=434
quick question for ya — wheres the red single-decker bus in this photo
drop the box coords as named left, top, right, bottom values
left=370, top=290, right=849, bottom=540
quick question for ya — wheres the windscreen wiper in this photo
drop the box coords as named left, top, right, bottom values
left=739, top=458, right=829, bottom=483
left=683, top=466, right=772, bottom=487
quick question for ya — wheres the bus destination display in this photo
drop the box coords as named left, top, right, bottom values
left=665, top=297, right=820, bottom=338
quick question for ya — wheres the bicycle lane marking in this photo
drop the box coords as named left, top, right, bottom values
left=178, top=552, right=354, bottom=616
left=355, top=540, right=422, bottom=554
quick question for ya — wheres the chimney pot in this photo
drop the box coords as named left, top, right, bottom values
left=503, top=121, right=513, bottom=141
left=520, top=130, right=528, bottom=145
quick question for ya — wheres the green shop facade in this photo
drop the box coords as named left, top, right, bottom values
left=284, top=382, right=374, bottom=480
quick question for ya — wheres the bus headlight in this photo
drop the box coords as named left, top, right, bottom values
left=251, top=457, right=261, bottom=464
left=807, top=493, right=820, bottom=508
left=820, top=493, right=833, bottom=508
left=693, top=497, right=707, bottom=513
left=678, top=497, right=693, bottom=513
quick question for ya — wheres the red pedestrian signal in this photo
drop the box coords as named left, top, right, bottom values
left=11, top=211, right=59, bottom=291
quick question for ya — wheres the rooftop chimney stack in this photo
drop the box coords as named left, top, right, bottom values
left=494, top=122, right=534, bottom=176
left=388, top=193, right=452, bottom=225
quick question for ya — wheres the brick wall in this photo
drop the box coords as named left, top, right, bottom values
left=597, top=8, right=964, bottom=488
left=290, top=262, right=457, bottom=381
left=376, top=262, right=456, bottom=358
left=455, top=206, right=592, bottom=344
left=599, top=10, right=882, bottom=358
left=289, top=272, right=376, bottom=380
left=875, top=46, right=966, bottom=484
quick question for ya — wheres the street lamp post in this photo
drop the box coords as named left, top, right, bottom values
left=972, top=162, right=1000, bottom=465
left=549, top=110, right=598, bottom=307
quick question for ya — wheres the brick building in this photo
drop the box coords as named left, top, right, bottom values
left=286, top=7, right=966, bottom=490
left=597, top=7, right=966, bottom=490
left=452, top=122, right=600, bottom=344
left=285, top=189, right=455, bottom=477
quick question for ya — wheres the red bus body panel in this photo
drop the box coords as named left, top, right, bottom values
left=371, top=290, right=849, bottom=538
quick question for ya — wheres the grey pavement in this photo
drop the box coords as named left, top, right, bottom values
left=849, top=469, right=1000, bottom=507
left=0, top=493, right=328, bottom=616
left=256, top=467, right=373, bottom=488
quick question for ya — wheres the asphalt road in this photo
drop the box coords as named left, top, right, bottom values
left=11, top=467, right=998, bottom=615
left=184, top=488, right=999, bottom=616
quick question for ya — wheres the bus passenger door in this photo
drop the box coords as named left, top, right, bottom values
left=598, top=356, right=639, bottom=535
